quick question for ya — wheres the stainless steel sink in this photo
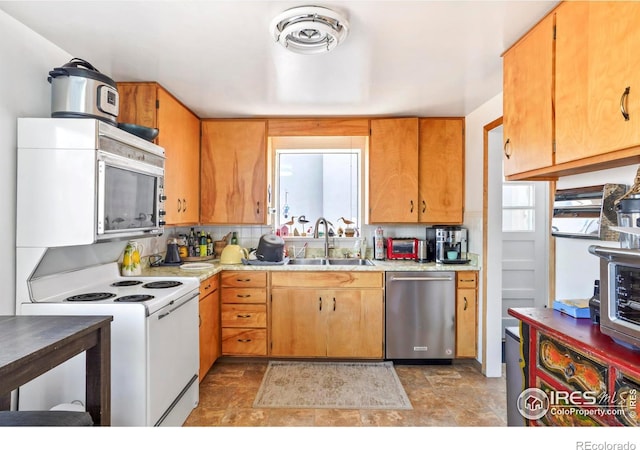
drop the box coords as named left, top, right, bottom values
left=286, top=258, right=374, bottom=266
left=287, top=258, right=329, bottom=265
left=327, top=259, right=374, bottom=266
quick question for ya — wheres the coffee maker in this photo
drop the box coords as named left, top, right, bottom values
left=427, top=226, right=468, bottom=262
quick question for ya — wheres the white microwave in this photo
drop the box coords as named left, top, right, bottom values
left=17, top=118, right=166, bottom=247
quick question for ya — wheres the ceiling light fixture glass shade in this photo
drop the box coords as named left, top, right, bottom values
left=270, top=6, right=350, bottom=55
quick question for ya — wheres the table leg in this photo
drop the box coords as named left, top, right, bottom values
left=85, top=324, right=111, bottom=426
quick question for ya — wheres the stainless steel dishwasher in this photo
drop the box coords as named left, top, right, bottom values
left=385, top=271, right=456, bottom=360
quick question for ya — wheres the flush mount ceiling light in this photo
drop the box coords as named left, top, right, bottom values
left=270, top=6, right=350, bottom=55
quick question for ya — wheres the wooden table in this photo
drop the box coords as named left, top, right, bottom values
left=0, top=315, right=112, bottom=426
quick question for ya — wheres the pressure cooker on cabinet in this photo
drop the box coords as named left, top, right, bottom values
left=47, top=58, right=119, bottom=124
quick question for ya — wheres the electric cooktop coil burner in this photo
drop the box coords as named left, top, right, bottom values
left=111, top=280, right=143, bottom=287
left=114, top=294, right=155, bottom=303
left=143, top=281, right=183, bottom=289
left=66, top=292, right=117, bottom=302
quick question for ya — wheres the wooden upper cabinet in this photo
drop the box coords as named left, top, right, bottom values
left=268, top=118, right=370, bottom=136
left=369, top=118, right=419, bottom=223
left=418, top=118, right=464, bottom=224
left=117, top=82, right=200, bottom=225
left=556, top=1, right=640, bottom=164
left=502, top=12, right=554, bottom=177
left=200, top=120, right=267, bottom=224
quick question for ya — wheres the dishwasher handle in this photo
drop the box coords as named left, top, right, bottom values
left=389, top=276, right=453, bottom=282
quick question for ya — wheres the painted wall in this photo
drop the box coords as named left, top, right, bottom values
left=464, top=92, right=503, bottom=377
left=0, top=11, right=71, bottom=314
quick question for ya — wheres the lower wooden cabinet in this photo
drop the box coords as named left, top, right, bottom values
left=221, top=271, right=268, bottom=356
left=455, top=271, right=478, bottom=358
left=270, top=271, right=384, bottom=358
left=199, top=274, right=220, bottom=381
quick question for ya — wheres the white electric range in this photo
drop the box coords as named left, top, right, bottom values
left=18, top=262, right=200, bottom=427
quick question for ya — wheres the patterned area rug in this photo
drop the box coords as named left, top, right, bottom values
left=253, top=361, right=412, bottom=410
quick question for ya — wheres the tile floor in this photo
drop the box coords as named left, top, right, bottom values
left=184, top=359, right=507, bottom=427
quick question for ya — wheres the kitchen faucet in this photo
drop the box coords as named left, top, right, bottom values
left=313, top=217, right=333, bottom=258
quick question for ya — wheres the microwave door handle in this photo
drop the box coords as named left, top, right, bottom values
left=97, top=160, right=106, bottom=234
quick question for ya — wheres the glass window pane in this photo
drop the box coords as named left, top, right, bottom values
left=503, top=209, right=535, bottom=232
left=503, top=184, right=534, bottom=208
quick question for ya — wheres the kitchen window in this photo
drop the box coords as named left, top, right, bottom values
left=272, top=136, right=365, bottom=235
left=502, top=182, right=535, bottom=232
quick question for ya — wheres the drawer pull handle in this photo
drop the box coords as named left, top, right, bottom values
left=237, top=314, right=252, bottom=318
left=460, top=279, right=475, bottom=283
left=237, top=339, right=252, bottom=343
left=237, top=294, right=251, bottom=298
left=236, top=279, right=252, bottom=282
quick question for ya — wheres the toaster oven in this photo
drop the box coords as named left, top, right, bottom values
left=386, top=238, right=418, bottom=260
left=589, top=245, right=640, bottom=350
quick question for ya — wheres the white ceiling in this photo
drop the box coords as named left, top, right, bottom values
left=1, top=0, right=559, bottom=118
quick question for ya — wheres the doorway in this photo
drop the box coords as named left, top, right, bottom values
left=483, top=120, right=549, bottom=375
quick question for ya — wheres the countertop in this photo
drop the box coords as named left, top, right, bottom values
left=141, top=257, right=480, bottom=282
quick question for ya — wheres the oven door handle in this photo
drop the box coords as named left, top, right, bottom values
left=157, top=291, right=199, bottom=320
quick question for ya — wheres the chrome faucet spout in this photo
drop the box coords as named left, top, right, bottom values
left=313, top=217, right=332, bottom=258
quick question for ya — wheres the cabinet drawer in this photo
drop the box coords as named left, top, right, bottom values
left=221, top=271, right=267, bottom=288
left=537, top=333, right=607, bottom=398
left=222, top=328, right=267, bottom=356
left=221, top=288, right=267, bottom=304
left=199, top=274, right=220, bottom=298
left=221, top=304, right=266, bottom=327
left=456, top=271, right=477, bottom=289
left=271, top=271, right=383, bottom=288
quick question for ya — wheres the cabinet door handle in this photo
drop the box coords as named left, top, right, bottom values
left=333, top=297, right=336, bottom=311
left=236, top=314, right=252, bottom=318
left=410, top=200, right=414, bottom=213
left=621, top=86, right=631, bottom=121
left=464, top=296, right=468, bottom=310
left=183, top=198, right=187, bottom=212
left=256, top=201, right=260, bottom=215
left=422, top=200, right=426, bottom=213
left=177, top=198, right=182, bottom=212
left=199, top=314, right=202, bottom=327
left=319, top=296, right=322, bottom=311
left=504, top=138, right=512, bottom=159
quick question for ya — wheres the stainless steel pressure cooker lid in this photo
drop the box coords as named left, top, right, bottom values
left=48, top=58, right=117, bottom=87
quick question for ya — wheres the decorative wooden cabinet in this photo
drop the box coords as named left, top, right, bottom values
left=199, top=274, right=220, bottom=381
left=502, top=11, right=554, bottom=178
left=509, top=307, right=640, bottom=427
left=455, top=271, right=478, bottom=358
left=220, top=271, right=268, bottom=356
left=369, top=117, right=465, bottom=224
left=270, top=271, right=384, bottom=358
left=117, top=82, right=200, bottom=225
left=555, top=1, right=640, bottom=165
left=200, top=120, right=267, bottom=224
